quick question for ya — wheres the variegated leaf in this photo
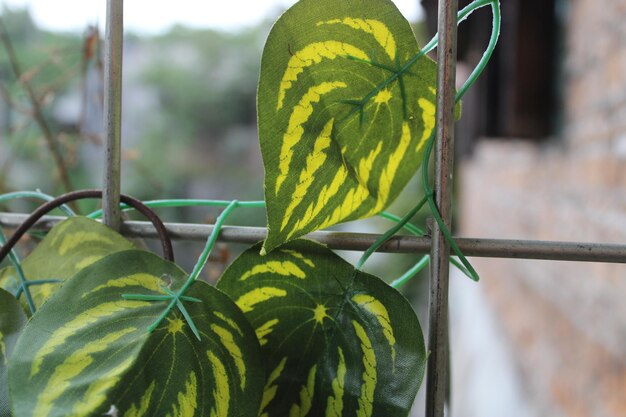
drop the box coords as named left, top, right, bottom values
left=0, top=217, right=134, bottom=312
left=0, top=288, right=27, bottom=417
left=259, top=0, right=438, bottom=253
left=217, top=240, right=426, bottom=417
left=8, top=250, right=263, bottom=417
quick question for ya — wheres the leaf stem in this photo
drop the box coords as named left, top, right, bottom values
left=378, top=212, right=425, bottom=236
left=0, top=20, right=76, bottom=199
left=187, top=200, right=240, bottom=283
left=390, top=255, right=429, bottom=288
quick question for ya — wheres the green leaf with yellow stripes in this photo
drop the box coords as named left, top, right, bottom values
left=217, top=240, right=426, bottom=417
left=0, top=288, right=27, bottom=417
left=8, top=250, right=263, bottom=417
left=0, top=217, right=134, bottom=313
left=259, top=0, right=438, bottom=253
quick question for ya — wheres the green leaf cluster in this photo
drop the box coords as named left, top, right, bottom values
left=8, top=246, right=263, bottom=417
left=0, top=0, right=500, bottom=415
left=2, top=215, right=424, bottom=417
left=217, top=240, right=425, bottom=416
left=258, top=0, right=438, bottom=253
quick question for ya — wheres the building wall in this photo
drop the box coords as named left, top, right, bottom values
left=452, top=1, right=626, bottom=416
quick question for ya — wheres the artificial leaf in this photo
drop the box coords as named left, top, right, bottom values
left=259, top=0, right=438, bottom=253
left=0, top=288, right=27, bottom=417
left=0, top=216, right=134, bottom=312
left=217, top=240, right=426, bottom=417
left=8, top=250, right=263, bottom=417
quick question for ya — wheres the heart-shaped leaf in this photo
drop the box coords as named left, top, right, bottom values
left=0, top=217, right=134, bottom=312
left=0, top=288, right=27, bottom=417
left=9, top=250, right=263, bottom=417
left=217, top=240, right=426, bottom=417
left=259, top=0, right=438, bottom=253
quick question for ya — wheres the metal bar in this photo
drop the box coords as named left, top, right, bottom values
left=427, top=0, right=459, bottom=416
left=102, top=0, right=124, bottom=231
left=4, top=213, right=625, bottom=263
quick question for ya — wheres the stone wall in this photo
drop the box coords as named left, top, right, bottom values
left=451, top=1, right=626, bottom=416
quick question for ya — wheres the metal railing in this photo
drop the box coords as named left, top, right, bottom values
left=426, top=1, right=458, bottom=414
left=1, top=1, right=626, bottom=416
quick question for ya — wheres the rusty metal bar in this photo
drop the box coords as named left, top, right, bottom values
left=102, top=0, right=124, bottom=230
left=427, top=0, right=459, bottom=416
left=3, top=213, right=626, bottom=263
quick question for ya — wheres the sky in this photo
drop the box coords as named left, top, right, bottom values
left=0, top=0, right=423, bottom=34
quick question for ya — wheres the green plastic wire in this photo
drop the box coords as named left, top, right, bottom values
left=356, top=193, right=430, bottom=270
left=187, top=200, right=241, bottom=282
left=87, top=199, right=264, bottom=219
left=0, top=191, right=76, bottom=216
left=421, top=132, right=480, bottom=281
left=390, top=255, right=430, bottom=289
left=0, top=228, right=36, bottom=314
left=419, top=0, right=500, bottom=282
left=122, top=200, right=242, bottom=341
left=382, top=215, right=470, bottom=289
left=122, top=288, right=203, bottom=339
left=14, top=279, right=62, bottom=299
left=378, top=211, right=425, bottom=236
left=456, top=0, right=501, bottom=102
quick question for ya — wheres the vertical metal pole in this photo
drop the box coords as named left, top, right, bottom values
left=426, top=0, right=458, bottom=416
left=102, top=0, right=123, bottom=230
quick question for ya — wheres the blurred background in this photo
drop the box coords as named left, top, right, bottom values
left=0, top=0, right=625, bottom=416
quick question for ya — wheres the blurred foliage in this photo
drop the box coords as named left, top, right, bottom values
left=127, top=23, right=271, bottom=201
left=0, top=8, right=84, bottom=197
left=0, top=8, right=82, bottom=88
left=141, top=25, right=262, bottom=139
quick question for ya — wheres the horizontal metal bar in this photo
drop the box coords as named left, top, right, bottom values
left=1, top=212, right=626, bottom=263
